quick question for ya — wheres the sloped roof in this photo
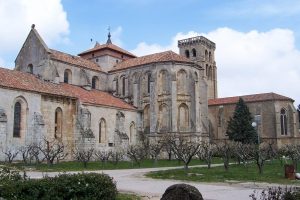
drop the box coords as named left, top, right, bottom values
left=109, top=51, right=194, bottom=72
left=0, top=67, right=135, bottom=110
left=50, top=49, right=103, bottom=72
left=78, top=43, right=136, bottom=58
left=208, top=93, right=294, bottom=106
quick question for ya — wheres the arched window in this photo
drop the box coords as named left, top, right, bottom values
left=185, top=50, right=190, bottom=58
left=192, top=49, right=197, bottom=57
left=177, top=69, right=187, bottom=94
left=121, top=76, right=126, bottom=96
left=99, top=118, right=106, bottom=143
left=159, top=70, right=169, bottom=94
left=27, top=64, right=33, bottom=74
left=209, top=52, right=212, bottom=62
left=147, top=73, right=151, bottom=94
left=205, top=50, right=208, bottom=61
left=143, top=105, right=150, bottom=134
left=64, top=69, right=72, bottom=83
left=115, top=76, right=119, bottom=95
left=92, top=76, right=99, bottom=89
left=55, top=107, right=63, bottom=139
left=207, top=66, right=212, bottom=80
left=159, top=104, right=170, bottom=132
left=178, top=103, right=189, bottom=132
left=130, top=122, right=136, bottom=143
left=280, top=109, right=287, bottom=135
left=13, top=102, right=22, bottom=137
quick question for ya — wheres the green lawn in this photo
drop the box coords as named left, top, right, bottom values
left=8, top=158, right=223, bottom=172
left=146, top=160, right=300, bottom=185
left=117, top=193, right=141, bottom=200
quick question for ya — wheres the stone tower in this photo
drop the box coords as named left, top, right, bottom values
left=178, top=36, right=217, bottom=100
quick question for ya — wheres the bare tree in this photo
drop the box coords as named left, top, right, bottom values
left=110, top=149, right=124, bottom=166
left=127, top=144, right=147, bottom=167
left=94, top=150, right=112, bottom=167
left=279, top=144, right=300, bottom=170
left=233, top=142, right=253, bottom=167
left=216, top=141, right=235, bottom=171
left=148, top=142, right=164, bottom=166
left=19, top=145, right=33, bottom=164
left=164, top=133, right=201, bottom=171
left=73, top=147, right=94, bottom=168
left=250, top=142, right=275, bottom=174
left=197, top=141, right=216, bottom=169
left=2, top=148, right=19, bottom=163
left=38, top=137, right=67, bottom=166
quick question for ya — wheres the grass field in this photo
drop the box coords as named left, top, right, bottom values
left=6, top=158, right=223, bottom=172
left=146, top=160, right=299, bottom=185
left=117, top=193, right=141, bottom=200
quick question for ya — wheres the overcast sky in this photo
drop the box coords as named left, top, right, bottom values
left=0, top=0, right=299, bottom=105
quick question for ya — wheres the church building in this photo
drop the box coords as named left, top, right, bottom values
left=0, top=25, right=299, bottom=161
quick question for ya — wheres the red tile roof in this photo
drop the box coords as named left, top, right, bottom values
left=78, top=43, right=136, bottom=58
left=60, top=84, right=136, bottom=110
left=109, top=51, right=194, bottom=72
left=0, top=67, right=135, bottom=110
left=50, top=49, right=103, bottom=72
left=208, top=93, right=293, bottom=106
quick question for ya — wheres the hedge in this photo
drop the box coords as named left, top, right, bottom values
left=0, top=171, right=117, bottom=200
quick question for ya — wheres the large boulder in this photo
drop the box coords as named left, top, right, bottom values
left=161, top=184, right=203, bottom=200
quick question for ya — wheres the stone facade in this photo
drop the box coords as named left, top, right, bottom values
left=208, top=94, right=300, bottom=147
left=0, top=25, right=298, bottom=162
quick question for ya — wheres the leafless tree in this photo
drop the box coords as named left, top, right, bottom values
left=2, top=148, right=19, bottom=163
left=148, top=142, right=164, bottom=166
left=216, top=141, right=235, bottom=171
left=110, top=149, right=124, bottom=166
left=94, top=150, right=112, bottom=167
left=38, top=137, right=67, bottom=166
left=127, top=144, right=147, bottom=167
left=73, top=147, right=94, bottom=168
left=197, top=141, right=216, bottom=169
left=19, top=145, right=33, bottom=164
left=164, top=133, right=201, bottom=171
left=279, top=144, right=300, bottom=169
left=233, top=142, right=253, bottom=167
left=250, top=142, right=275, bottom=174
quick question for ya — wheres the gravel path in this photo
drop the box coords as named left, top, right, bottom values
left=26, top=165, right=268, bottom=200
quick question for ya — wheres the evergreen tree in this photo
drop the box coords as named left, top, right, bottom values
left=226, top=98, right=258, bottom=144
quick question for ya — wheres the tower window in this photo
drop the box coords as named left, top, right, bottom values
left=92, top=76, right=99, bottom=89
left=64, top=69, right=72, bottom=84
left=27, top=64, right=33, bottom=74
left=192, top=49, right=197, bottom=57
left=185, top=50, right=190, bottom=58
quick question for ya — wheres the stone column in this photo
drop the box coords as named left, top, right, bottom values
left=150, top=77, right=157, bottom=134
left=195, top=79, right=201, bottom=132
left=133, top=82, right=138, bottom=107
left=0, top=110, right=7, bottom=160
left=171, top=72, right=177, bottom=132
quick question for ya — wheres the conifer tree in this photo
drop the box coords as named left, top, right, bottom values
left=226, top=98, right=258, bottom=144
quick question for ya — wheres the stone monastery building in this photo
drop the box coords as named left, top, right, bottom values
left=0, top=26, right=299, bottom=160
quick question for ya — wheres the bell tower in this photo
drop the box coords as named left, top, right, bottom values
left=178, top=36, right=217, bottom=100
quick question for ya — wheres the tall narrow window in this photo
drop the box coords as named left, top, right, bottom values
left=92, top=76, right=99, bottom=89
left=280, top=109, right=287, bottom=135
left=115, top=79, right=119, bottom=95
left=143, top=105, right=150, bottom=134
left=147, top=73, right=151, bottom=94
left=209, top=52, right=212, bottom=62
left=64, top=69, right=72, bottom=84
left=13, top=102, right=21, bottom=137
left=185, top=50, right=190, bottom=58
left=205, top=50, right=208, bottom=61
left=55, top=107, right=63, bottom=139
left=99, top=118, right=106, bottom=143
left=177, top=69, right=187, bottom=94
left=192, top=49, right=197, bottom=57
left=27, top=64, right=33, bottom=74
left=121, top=76, right=126, bottom=96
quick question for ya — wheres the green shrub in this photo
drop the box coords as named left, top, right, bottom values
left=0, top=172, right=117, bottom=200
